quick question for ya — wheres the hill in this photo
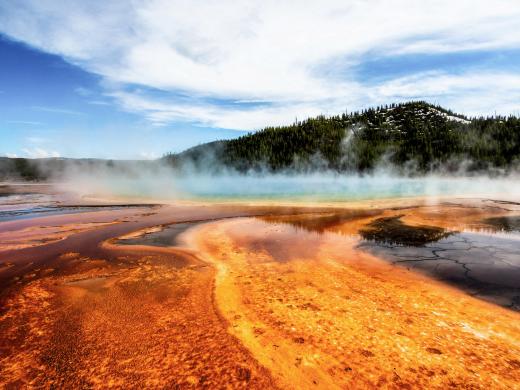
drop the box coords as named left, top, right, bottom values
left=3, top=101, right=520, bottom=181
left=0, top=157, right=156, bottom=182
left=165, top=101, right=520, bottom=174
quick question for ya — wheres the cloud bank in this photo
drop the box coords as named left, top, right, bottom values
left=1, top=0, right=520, bottom=130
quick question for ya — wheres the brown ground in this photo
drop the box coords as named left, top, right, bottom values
left=0, top=198, right=519, bottom=389
left=188, top=217, right=520, bottom=389
left=0, top=204, right=278, bottom=388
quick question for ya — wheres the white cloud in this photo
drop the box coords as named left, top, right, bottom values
left=139, top=151, right=160, bottom=160
left=373, top=71, right=520, bottom=117
left=32, top=106, right=84, bottom=115
left=21, top=147, right=60, bottom=158
left=7, top=120, right=43, bottom=126
left=111, top=90, right=345, bottom=130
left=1, top=0, right=520, bottom=129
left=87, top=100, right=111, bottom=106
left=111, top=71, right=520, bottom=129
left=25, top=136, right=47, bottom=144
left=74, top=86, right=93, bottom=96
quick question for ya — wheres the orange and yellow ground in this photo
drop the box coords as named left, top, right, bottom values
left=0, top=199, right=519, bottom=389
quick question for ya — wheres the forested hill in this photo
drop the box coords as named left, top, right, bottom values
left=165, top=101, right=520, bottom=174
left=3, top=102, right=520, bottom=181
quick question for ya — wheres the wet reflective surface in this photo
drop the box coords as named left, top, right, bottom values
left=192, top=215, right=520, bottom=389
left=0, top=188, right=158, bottom=222
left=360, top=232, right=520, bottom=310
left=115, top=202, right=520, bottom=310
left=359, top=215, right=453, bottom=246
left=484, top=215, right=520, bottom=232
left=105, top=201, right=520, bottom=311
left=0, top=203, right=158, bottom=222
left=1, top=187, right=519, bottom=389
left=115, top=222, right=202, bottom=247
left=254, top=204, right=520, bottom=311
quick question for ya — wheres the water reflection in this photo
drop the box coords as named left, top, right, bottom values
left=255, top=209, right=520, bottom=310
left=258, top=209, right=380, bottom=235
left=483, top=216, right=520, bottom=233
left=109, top=205, right=520, bottom=310
left=115, top=222, right=200, bottom=247
left=358, top=215, right=453, bottom=246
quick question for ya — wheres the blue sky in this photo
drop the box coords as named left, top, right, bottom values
left=1, top=1, right=520, bottom=159
left=0, top=36, right=244, bottom=159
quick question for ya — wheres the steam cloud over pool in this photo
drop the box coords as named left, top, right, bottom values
left=59, top=171, right=520, bottom=201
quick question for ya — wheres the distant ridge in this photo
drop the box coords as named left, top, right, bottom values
left=164, top=101, right=520, bottom=174
left=2, top=101, right=520, bottom=180
left=0, top=157, right=155, bottom=181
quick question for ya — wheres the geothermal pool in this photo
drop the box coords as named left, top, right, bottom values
left=0, top=183, right=519, bottom=388
left=66, top=173, right=520, bottom=201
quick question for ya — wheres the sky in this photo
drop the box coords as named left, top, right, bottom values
left=1, top=0, right=520, bottom=159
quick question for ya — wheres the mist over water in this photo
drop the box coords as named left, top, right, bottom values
left=173, top=174, right=520, bottom=201
left=54, top=164, right=520, bottom=202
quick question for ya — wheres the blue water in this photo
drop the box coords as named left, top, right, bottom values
left=65, top=173, right=520, bottom=201
left=168, top=174, right=520, bottom=201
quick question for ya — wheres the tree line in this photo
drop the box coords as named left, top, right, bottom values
left=166, top=101, right=520, bottom=174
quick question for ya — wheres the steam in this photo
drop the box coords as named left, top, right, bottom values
left=7, top=127, right=520, bottom=203
left=39, top=158, right=520, bottom=203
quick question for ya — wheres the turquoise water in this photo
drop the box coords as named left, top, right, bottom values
left=68, top=173, right=520, bottom=201
left=168, top=174, right=520, bottom=201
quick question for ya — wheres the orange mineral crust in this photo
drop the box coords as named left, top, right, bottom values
left=187, top=218, right=520, bottom=389
left=0, top=253, right=274, bottom=388
left=0, top=222, right=117, bottom=252
left=0, top=204, right=278, bottom=388
left=1, top=198, right=519, bottom=389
